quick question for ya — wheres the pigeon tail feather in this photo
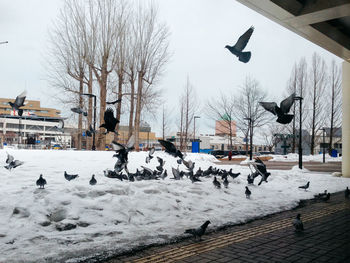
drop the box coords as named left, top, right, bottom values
left=239, top=51, right=251, bottom=63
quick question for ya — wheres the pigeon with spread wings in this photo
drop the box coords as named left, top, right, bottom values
left=100, top=108, right=119, bottom=134
left=259, top=93, right=296, bottom=124
left=158, top=139, right=184, bottom=160
left=225, top=26, right=254, bottom=63
left=9, top=91, right=26, bottom=116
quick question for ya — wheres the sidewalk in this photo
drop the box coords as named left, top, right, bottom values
left=104, top=191, right=350, bottom=263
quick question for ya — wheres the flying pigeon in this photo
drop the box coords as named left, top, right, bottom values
left=292, top=214, right=304, bottom=232
left=89, top=174, right=97, bottom=185
left=9, top=91, right=26, bottom=116
left=6, top=152, right=14, bottom=164
left=4, top=153, right=23, bottom=170
left=112, top=135, right=135, bottom=169
left=146, top=147, right=155, bottom=163
left=158, top=139, right=184, bottom=160
left=259, top=93, right=296, bottom=124
left=71, top=107, right=87, bottom=116
left=185, top=220, right=211, bottom=240
left=156, top=156, right=165, bottom=172
left=213, top=177, right=221, bottom=188
left=106, top=98, right=122, bottom=105
left=345, top=187, right=350, bottom=198
left=258, top=172, right=270, bottom=186
left=100, top=108, right=119, bottom=134
left=64, top=171, right=79, bottom=181
left=225, top=26, right=254, bottom=63
left=298, top=181, right=310, bottom=191
left=54, top=119, right=65, bottom=133
left=36, top=174, right=47, bottom=189
left=245, top=186, right=251, bottom=199
left=183, top=160, right=195, bottom=171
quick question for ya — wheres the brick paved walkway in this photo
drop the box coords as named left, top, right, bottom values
left=104, top=191, right=350, bottom=263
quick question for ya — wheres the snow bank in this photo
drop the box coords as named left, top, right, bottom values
left=0, top=149, right=348, bottom=262
left=269, top=153, right=342, bottom=162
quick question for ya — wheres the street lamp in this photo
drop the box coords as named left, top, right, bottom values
left=194, top=116, right=200, bottom=142
left=293, top=96, right=303, bottom=169
left=244, top=117, right=252, bottom=160
left=81, top=93, right=96, bottom=150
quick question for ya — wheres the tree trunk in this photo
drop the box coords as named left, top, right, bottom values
left=77, top=76, right=84, bottom=150
left=96, top=62, right=108, bottom=150
left=134, top=72, right=143, bottom=151
left=114, top=73, right=124, bottom=142
left=128, top=76, right=135, bottom=140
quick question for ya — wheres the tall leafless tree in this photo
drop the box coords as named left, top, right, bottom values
left=161, top=104, right=171, bottom=140
left=234, top=77, right=268, bottom=155
left=286, top=63, right=298, bottom=152
left=206, top=93, right=236, bottom=150
left=327, top=60, right=342, bottom=153
left=308, top=53, right=327, bottom=155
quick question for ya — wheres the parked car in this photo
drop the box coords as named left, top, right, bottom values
left=210, top=150, right=229, bottom=159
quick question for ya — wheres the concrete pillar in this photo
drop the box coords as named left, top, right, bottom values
left=342, top=61, right=350, bottom=177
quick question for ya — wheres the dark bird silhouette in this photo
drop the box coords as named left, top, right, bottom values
left=245, top=186, right=251, bottom=199
left=223, top=177, right=229, bottom=188
left=213, top=177, right=221, bottom=188
left=86, top=124, right=96, bottom=137
left=9, top=91, right=26, bottom=116
left=112, top=135, right=135, bottom=172
left=64, top=171, right=79, bottom=181
left=183, top=160, right=195, bottom=171
left=228, top=169, right=240, bottom=180
left=100, top=108, right=119, bottom=134
left=298, top=181, right=310, bottom=191
left=36, top=174, right=47, bottom=189
left=106, top=98, right=121, bottom=105
left=292, top=214, right=304, bottom=232
left=258, top=172, right=270, bottom=186
left=345, top=187, right=350, bottom=198
left=89, top=174, right=97, bottom=185
left=225, top=26, right=254, bottom=63
left=185, top=220, right=211, bottom=240
left=146, top=147, right=155, bottom=163
left=259, top=93, right=296, bottom=124
left=6, top=152, right=14, bottom=164
left=158, top=139, right=184, bottom=160
left=171, top=167, right=181, bottom=180
left=71, top=107, right=87, bottom=116
left=247, top=174, right=254, bottom=184
left=321, top=193, right=330, bottom=202
left=315, top=190, right=327, bottom=199
left=156, top=156, right=165, bottom=172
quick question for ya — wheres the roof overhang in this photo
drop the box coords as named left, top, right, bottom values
left=236, top=0, right=350, bottom=61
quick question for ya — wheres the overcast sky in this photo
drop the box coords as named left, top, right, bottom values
left=0, top=0, right=343, bottom=137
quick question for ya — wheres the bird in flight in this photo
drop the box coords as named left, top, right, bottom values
left=259, top=93, right=296, bottom=124
left=100, top=108, right=119, bottom=134
left=225, top=26, right=254, bottom=63
left=9, top=91, right=26, bottom=116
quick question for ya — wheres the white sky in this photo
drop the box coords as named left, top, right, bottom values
left=0, top=0, right=343, bottom=137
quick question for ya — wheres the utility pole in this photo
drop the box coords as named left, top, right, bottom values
left=294, top=96, right=303, bottom=169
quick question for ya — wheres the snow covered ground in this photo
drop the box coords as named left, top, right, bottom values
left=0, top=149, right=348, bottom=263
left=269, top=153, right=342, bottom=162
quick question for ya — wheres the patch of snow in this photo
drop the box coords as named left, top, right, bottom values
left=0, top=149, right=348, bottom=262
left=269, top=153, right=342, bottom=162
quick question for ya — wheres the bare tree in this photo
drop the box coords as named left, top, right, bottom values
left=132, top=2, right=170, bottom=150
left=206, top=92, right=236, bottom=150
left=327, top=59, right=342, bottom=153
left=234, top=77, right=268, bottom=155
left=308, top=53, right=327, bottom=155
left=161, top=104, right=171, bottom=140
left=261, top=123, right=286, bottom=152
left=286, top=63, right=298, bottom=152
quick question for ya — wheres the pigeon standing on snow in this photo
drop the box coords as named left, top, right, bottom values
left=292, top=214, right=304, bottom=232
left=89, top=174, right=97, bottom=185
left=245, top=186, right=251, bottom=199
left=298, top=181, right=310, bottom=191
left=213, top=177, right=221, bottom=188
left=225, top=26, right=254, bottom=63
left=64, top=171, right=79, bottom=181
left=9, top=91, right=26, bottom=116
left=247, top=174, right=254, bottom=184
left=100, top=108, right=119, bottom=134
left=36, top=174, right=47, bottom=189
left=145, top=147, right=155, bottom=163
left=321, top=193, right=330, bottom=202
left=259, top=93, right=296, bottom=124
left=223, top=177, right=229, bottom=188
left=185, top=220, right=211, bottom=240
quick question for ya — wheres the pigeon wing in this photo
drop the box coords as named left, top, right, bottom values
left=232, top=26, right=254, bottom=52
left=149, top=147, right=155, bottom=156
left=111, top=141, right=125, bottom=151
left=259, top=102, right=278, bottom=115
left=126, top=135, right=135, bottom=150
left=14, top=91, right=26, bottom=107
left=6, top=152, right=14, bottom=164
left=104, top=108, right=118, bottom=128
left=158, top=140, right=177, bottom=153
left=280, top=93, right=296, bottom=114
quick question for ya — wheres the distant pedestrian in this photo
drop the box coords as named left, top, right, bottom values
left=228, top=151, right=232, bottom=161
